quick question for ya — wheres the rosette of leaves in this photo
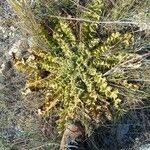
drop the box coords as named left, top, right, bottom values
left=10, top=0, right=140, bottom=131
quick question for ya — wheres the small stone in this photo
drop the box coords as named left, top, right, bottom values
left=140, top=144, right=150, bottom=150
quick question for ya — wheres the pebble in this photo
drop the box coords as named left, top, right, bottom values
left=140, top=144, right=150, bottom=150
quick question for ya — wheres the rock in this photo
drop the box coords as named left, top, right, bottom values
left=8, top=39, right=30, bottom=60
left=1, top=60, right=13, bottom=74
left=1, top=39, right=30, bottom=76
left=140, top=144, right=150, bottom=150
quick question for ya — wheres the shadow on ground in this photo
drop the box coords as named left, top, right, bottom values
left=86, top=101, right=150, bottom=150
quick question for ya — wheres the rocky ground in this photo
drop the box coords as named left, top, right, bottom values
left=0, top=1, right=150, bottom=150
left=0, top=1, right=59, bottom=150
